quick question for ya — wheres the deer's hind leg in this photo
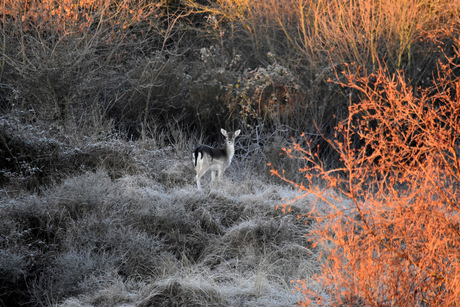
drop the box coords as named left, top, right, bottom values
left=195, top=156, right=209, bottom=189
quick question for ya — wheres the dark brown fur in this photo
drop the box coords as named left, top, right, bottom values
left=194, top=145, right=227, bottom=166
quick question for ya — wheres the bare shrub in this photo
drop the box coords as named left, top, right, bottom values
left=191, top=0, right=459, bottom=71
left=0, top=0, right=195, bottom=140
left=272, top=49, right=460, bottom=305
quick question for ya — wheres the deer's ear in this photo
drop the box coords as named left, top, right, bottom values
left=221, top=128, right=227, bottom=136
left=235, top=130, right=241, bottom=137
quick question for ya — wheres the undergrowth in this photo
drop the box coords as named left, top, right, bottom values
left=0, top=115, right=317, bottom=306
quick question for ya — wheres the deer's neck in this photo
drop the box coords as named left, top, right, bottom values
left=225, top=143, right=235, bottom=163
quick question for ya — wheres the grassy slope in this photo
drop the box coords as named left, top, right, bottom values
left=0, top=115, right=319, bottom=307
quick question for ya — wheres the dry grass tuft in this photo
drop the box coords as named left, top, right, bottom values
left=139, top=277, right=226, bottom=307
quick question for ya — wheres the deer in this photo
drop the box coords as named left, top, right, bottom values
left=192, top=128, right=241, bottom=189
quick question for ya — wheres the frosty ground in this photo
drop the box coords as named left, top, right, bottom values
left=0, top=115, right=320, bottom=306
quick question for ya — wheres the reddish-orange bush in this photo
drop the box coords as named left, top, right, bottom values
left=272, top=49, right=460, bottom=305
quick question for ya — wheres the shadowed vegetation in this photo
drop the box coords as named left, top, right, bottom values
left=1, top=0, right=459, bottom=306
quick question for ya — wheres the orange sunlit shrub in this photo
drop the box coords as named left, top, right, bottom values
left=187, top=0, right=459, bottom=70
left=1, top=0, right=163, bottom=36
left=271, top=49, right=460, bottom=304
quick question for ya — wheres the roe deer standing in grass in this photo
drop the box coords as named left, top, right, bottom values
left=193, top=128, right=241, bottom=189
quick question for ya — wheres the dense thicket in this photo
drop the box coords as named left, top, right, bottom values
left=271, top=27, right=460, bottom=307
left=2, top=0, right=458, bottom=157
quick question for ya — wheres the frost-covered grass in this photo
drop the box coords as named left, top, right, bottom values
left=0, top=115, right=320, bottom=306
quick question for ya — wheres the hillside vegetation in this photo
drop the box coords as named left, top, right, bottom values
left=2, top=0, right=458, bottom=145
left=1, top=0, right=460, bottom=306
left=1, top=114, right=318, bottom=306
